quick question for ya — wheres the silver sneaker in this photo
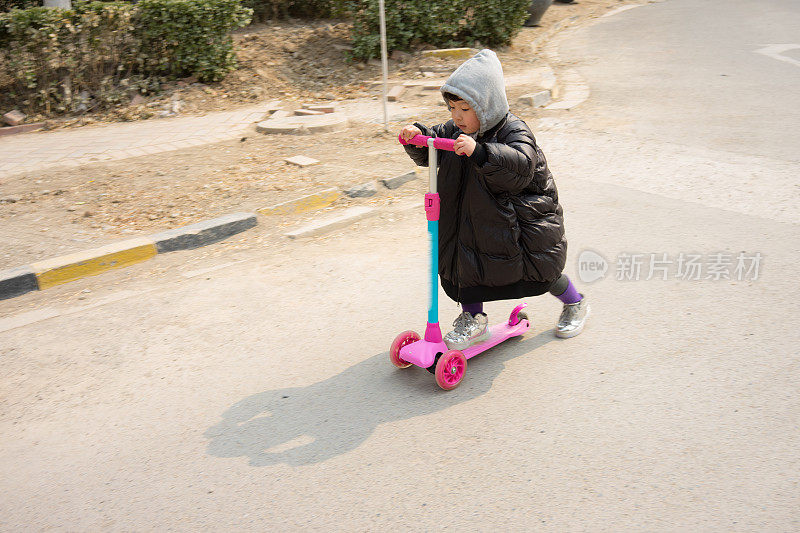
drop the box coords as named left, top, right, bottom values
left=443, top=311, right=490, bottom=350
left=555, top=295, right=590, bottom=338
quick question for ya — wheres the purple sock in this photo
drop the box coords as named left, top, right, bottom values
left=462, top=302, right=484, bottom=316
left=555, top=277, right=582, bottom=305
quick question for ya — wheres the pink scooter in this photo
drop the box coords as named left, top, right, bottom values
left=391, top=134, right=531, bottom=390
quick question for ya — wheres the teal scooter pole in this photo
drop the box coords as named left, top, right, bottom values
left=396, top=134, right=456, bottom=342
left=424, top=136, right=442, bottom=343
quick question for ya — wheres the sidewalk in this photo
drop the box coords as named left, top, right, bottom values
left=0, top=62, right=562, bottom=271
left=0, top=0, right=623, bottom=293
left=0, top=105, right=272, bottom=179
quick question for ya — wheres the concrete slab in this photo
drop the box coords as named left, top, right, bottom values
left=256, top=113, right=349, bottom=135
left=285, top=156, right=320, bottom=167
left=519, top=90, right=553, bottom=108
left=284, top=206, right=378, bottom=239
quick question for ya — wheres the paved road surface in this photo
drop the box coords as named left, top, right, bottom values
left=1, top=1, right=798, bottom=530
left=558, top=0, right=800, bottom=162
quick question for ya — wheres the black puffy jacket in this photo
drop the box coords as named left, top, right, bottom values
left=405, top=113, right=567, bottom=304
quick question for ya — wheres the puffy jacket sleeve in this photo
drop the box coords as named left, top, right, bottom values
left=403, top=122, right=450, bottom=167
left=475, top=125, right=537, bottom=194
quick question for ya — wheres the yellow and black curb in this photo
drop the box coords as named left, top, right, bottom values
left=257, top=187, right=340, bottom=217
left=0, top=212, right=257, bottom=300
left=0, top=170, right=422, bottom=301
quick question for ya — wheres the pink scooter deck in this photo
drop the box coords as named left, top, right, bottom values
left=400, top=316, right=531, bottom=369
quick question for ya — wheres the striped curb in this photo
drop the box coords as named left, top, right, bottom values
left=421, top=48, right=478, bottom=60
left=257, top=188, right=341, bottom=216
left=32, top=237, right=157, bottom=290
left=380, top=170, right=417, bottom=190
left=0, top=212, right=257, bottom=300
left=343, top=182, right=378, bottom=198
left=0, top=266, right=38, bottom=300
left=1, top=165, right=422, bottom=300
left=150, top=212, right=257, bottom=253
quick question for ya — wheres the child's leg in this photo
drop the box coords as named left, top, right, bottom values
left=462, top=302, right=484, bottom=316
left=549, top=274, right=590, bottom=338
left=549, top=274, right=582, bottom=304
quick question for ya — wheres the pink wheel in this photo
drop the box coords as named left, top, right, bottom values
left=390, top=330, right=420, bottom=368
left=434, top=350, right=467, bottom=390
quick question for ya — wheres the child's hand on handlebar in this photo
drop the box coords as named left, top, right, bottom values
left=453, top=134, right=476, bottom=156
left=400, top=124, right=422, bottom=142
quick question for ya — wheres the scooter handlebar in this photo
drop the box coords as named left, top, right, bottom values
left=398, top=134, right=456, bottom=152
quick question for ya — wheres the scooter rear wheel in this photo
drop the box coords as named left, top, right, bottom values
left=435, top=350, right=467, bottom=390
left=390, top=330, right=420, bottom=368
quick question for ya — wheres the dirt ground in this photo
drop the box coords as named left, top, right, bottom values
left=0, top=0, right=638, bottom=269
left=29, top=0, right=630, bottom=129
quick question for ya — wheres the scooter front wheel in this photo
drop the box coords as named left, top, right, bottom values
left=435, top=350, right=467, bottom=390
left=390, top=330, right=420, bottom=368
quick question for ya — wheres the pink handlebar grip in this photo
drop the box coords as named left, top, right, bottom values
left=398, top=134, right=457, bottom=152
left=433, top=137, right=456, bottom=151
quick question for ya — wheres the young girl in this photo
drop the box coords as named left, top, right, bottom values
left=399, top=49, right=590, bottom=349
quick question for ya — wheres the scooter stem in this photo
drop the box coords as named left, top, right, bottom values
left=425, top=137, right=442, bottom=343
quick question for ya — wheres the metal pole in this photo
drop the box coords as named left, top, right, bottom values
left=428, top=138, right=437, bottom=194
left=428, top=138, right=438, bottom=324
left=377, top=0, right=389, bottom=131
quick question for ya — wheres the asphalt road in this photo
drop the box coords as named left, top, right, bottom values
left=1, top=1, right=799, bottom=530
left=557, top=0, right=800, bottom=162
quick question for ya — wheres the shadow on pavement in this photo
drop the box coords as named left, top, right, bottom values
left=205, top=329, right=557, bottom=466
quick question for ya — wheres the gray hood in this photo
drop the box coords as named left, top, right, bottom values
left=440, top=49, right=509, bottom=136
